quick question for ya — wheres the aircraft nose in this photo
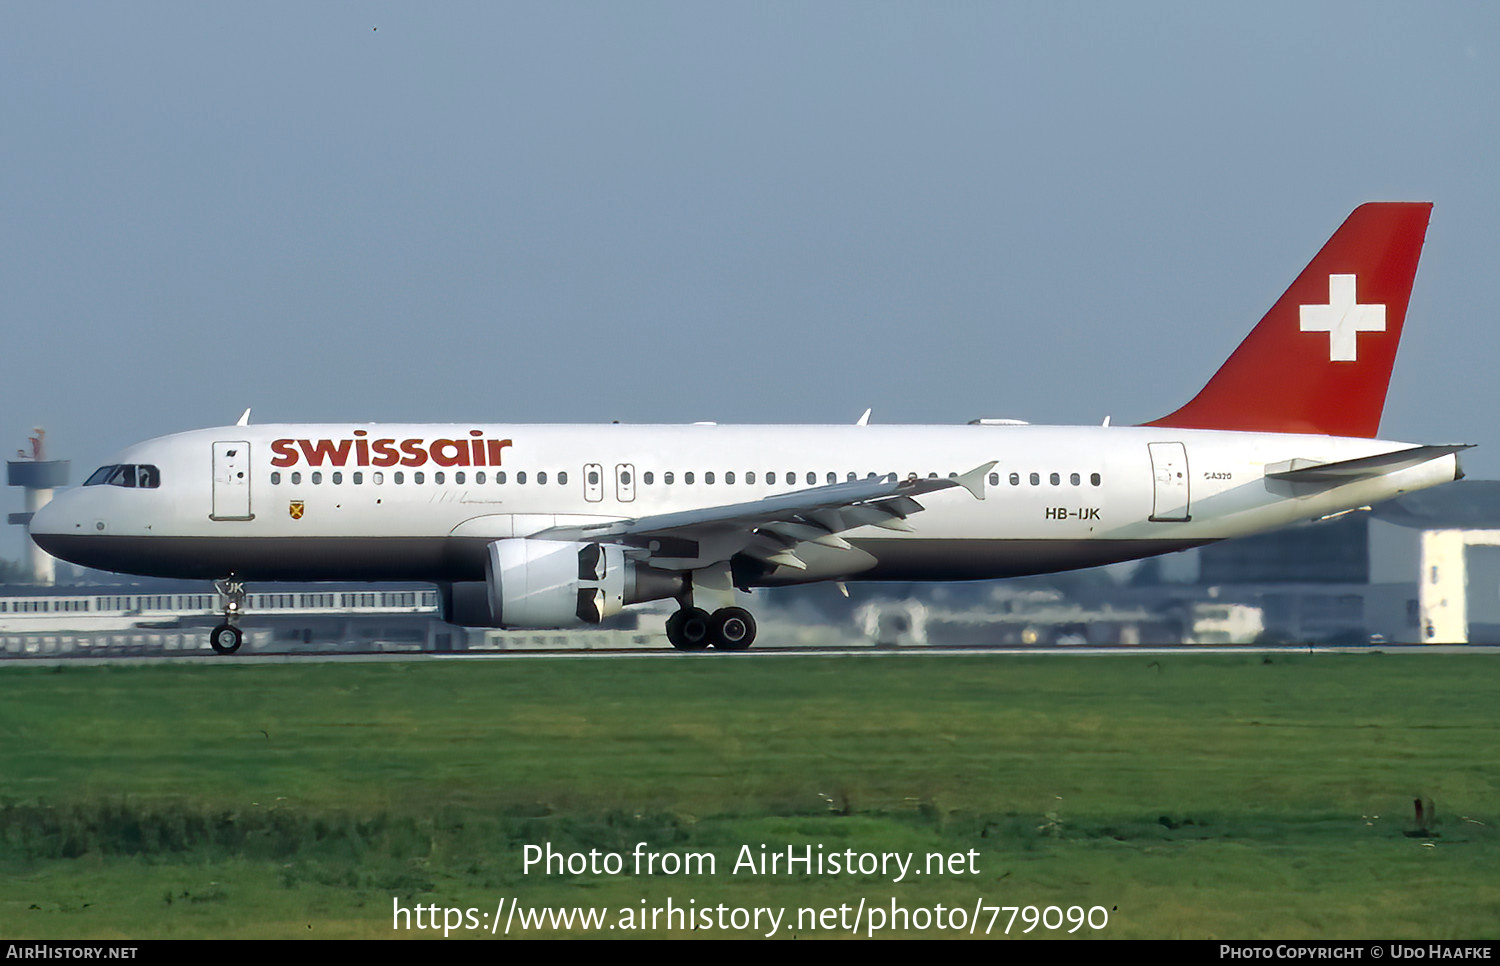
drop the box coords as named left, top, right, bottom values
left=27, top=490, right=78, bottom=555
left=28, top=493, right=60, bottom=535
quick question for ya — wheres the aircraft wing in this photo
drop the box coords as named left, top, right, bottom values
left=537, top=461, right=996, bottom=572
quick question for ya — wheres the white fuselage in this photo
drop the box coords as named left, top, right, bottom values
left=30, top=422, right=1460, bottom=585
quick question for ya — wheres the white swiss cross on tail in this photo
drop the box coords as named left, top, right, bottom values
left=1299, top=273, right=1386, bottom=362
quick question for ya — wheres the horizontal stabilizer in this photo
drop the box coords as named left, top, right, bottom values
left=1265, top=444, right=1471, bottom=483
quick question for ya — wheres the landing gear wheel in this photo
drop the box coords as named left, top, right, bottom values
left=666, top=607, right=713, bottom=651
left=710, top=607, right=756, bottom=651
left=209, top=623, right=243, bottom=655
left=211, top=577, right=247, bottom=656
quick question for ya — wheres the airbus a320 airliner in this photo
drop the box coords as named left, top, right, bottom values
left=31, top=203, right=1466, bottom=653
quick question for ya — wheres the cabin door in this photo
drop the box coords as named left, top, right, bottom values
left=211, top=441, right=254, bottom=521
left=1148, top=442, right=1191, bottom=522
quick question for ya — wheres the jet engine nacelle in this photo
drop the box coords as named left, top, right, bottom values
left=439, top=538, right=684, bottom=628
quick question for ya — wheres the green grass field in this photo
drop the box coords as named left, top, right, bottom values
left=1, top=652, right=1497, bottom=939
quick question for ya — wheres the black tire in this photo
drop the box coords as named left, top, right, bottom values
left=710, top=607, right=756, bottom=651
left=666, top=607, right=713, bottom=650
left=209, top=623, right=243, bottom=655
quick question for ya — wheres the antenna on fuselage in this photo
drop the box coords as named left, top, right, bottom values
left=236, top=408, right=251, bottom=427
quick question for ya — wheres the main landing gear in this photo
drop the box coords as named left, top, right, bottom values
left=665, top=606, right=757, bottom=651
left=210, top=577, right=245, bottom=655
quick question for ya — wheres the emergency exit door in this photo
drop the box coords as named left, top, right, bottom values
left=583, top=463, right=604, bottom=502
left=615, top=463, right=636, bottom=502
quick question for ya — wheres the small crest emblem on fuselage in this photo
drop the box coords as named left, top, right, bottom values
left=289, top=501, right=305, bottom=520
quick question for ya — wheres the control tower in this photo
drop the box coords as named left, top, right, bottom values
left=7, top=429, right=69, bottom=585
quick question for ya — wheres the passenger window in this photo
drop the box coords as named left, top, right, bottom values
left=786, top=472, right=795, bottom=485
left=1071, top=473, right=1081, bottom=486
left=747, top=471, right=756, bottom=484
left=291, top=472, right=302, bottom=485
left=456, top=471, right=467, bottom=484
left=725, top=471, right=735, bottom=484
left=271, top=472, right=281, bottom=485
left=1029, top=473, right=1039, bottom=486
left=414, top=472, right=425, bottom=484
left=1050, top=473, right=1060, bottom=486
left=312, top=472, right=322, bottom=485
left=665, top=472, right=675, bottom=485
left=436, top=471, right=446, bottom=484
left=373, top=472, right=384, bottom=485
left=685, top=471, right=695, bottom=485
left=827, top=472, right=836, bottom=484
left=558, top=471, right=567, bottom=485
left=353, top=472, right=363, bottom=484
left=332, top=472, right=342, bottom=485
left=989, top=473, right=999, bottom=486
left=588, top=469, right=600, bottom=485
left=495, top=471, right=505, bottom=484
left=1091, top=473, right=1101, bottom=486
left=394, top=471, right=404, bottom=484
left=514, top=471, right=523, bottom=485
left=475, top=471, right=485, bottom=484
left=644, top=471, right=654, bottom=485
left=705, top=472, right=714, bottom=485
left=1010, top=472, right=1020, bottom=486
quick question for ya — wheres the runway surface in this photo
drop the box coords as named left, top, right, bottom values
left=1, top=642, right=1494, bottom=668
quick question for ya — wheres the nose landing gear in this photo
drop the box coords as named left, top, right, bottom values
left=210, top=577, right=245, bottom=655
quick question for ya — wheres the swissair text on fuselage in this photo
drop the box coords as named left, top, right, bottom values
left=270, top=431, right=514, bottom=469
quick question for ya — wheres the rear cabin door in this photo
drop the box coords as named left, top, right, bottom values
left=211, top=441, right=254, bottom=521
left=1147, top=442, right=1191, bottom=522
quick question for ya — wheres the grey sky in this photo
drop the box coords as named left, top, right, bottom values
left=3, top=3, right=1497, bottom=562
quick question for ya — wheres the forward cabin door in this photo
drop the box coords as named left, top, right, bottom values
left=1147, top=442, right=1191, bottom=522
left=211, top=441, right=254, bottom=521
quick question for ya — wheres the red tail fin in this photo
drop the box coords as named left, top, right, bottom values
left=1144, top=202, right=1432, bottom=437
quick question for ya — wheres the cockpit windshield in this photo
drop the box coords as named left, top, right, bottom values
left=83, top=464, right=161, bottom=488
